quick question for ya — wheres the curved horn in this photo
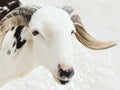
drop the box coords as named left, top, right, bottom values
left=0, top=6, right=38, bottom=49
left=62, top=6, right=117, bottom=50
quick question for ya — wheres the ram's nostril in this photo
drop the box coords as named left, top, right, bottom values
left=58, top=67, right=74, bottom=79
left=66, top=68, right=74, bottom=78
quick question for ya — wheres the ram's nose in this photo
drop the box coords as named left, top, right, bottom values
left=58, top=64, right=74, bottom=85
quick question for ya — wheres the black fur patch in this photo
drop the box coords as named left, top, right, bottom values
left=14, top=26, right=26, bottom=49
left=14, top=26, right=24, bottom=38
left=16, top=37, right=26, bottom=49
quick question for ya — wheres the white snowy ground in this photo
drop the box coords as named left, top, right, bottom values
left=0, top=0, right=120, bottom=90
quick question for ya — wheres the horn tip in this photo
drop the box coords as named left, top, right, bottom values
left=109, top=41, right=117, bottom=47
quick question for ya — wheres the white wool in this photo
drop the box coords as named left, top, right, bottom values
left=0, top=6, right=75, bottom=86
left=29, top=7, right=75, bottom=77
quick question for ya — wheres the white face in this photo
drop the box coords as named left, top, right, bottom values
left=29, top=7, right=75, bottom=84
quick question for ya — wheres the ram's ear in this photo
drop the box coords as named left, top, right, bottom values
left=0, top=6, right=37, bottom=49
left=0, top=25, right=30, bottom=56
left=62, top=6, right=117, bottom=50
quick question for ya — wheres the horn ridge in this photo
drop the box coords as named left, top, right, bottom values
left=62, top=6, right=117, bottom=50
left=74, top=24, right=117, bottom=50
left=0, top=6, right=38, bottom=25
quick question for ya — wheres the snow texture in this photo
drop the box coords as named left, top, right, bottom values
left=0, top=0, right=120, bottom=90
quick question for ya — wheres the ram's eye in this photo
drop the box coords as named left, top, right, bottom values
left=32, top=30, right=39, bottom=36
left=71, top=30, right=74, bottom=34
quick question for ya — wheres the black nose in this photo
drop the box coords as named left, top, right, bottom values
left=58, top=67, right=74, bottom=80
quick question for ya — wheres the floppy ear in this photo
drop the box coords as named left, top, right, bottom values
left=62, top=6, right=117, bottom=50
left=0, top=26, right=30, bottom=56
left=0, top=6, right=38, bottom=49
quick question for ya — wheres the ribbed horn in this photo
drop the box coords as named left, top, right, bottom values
left=74, top=23, right=117, bottom=50
left=62, top=6, right=117, bottom=50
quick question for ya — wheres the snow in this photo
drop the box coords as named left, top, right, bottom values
left=0, top=0, right=120, bottom=90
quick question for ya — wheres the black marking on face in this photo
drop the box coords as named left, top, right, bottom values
left=16, top=37, right=26, bottom=49
left=13, top=26, right=27, bottom=49
left=14, top=26, right=24, bottom=39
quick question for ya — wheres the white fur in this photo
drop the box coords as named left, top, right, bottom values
left=0, top=6, right=75, bottom=85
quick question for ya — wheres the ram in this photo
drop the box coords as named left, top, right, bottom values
left=0, top=6, right=117, bottom=85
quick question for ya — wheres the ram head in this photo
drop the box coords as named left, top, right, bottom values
left=0, top=6, right=117, bottom=85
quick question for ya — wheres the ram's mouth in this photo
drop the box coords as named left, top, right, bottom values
left=54, top=75, right=70, bottom=85
left=55, top=77, right=70, bottom=85
left=59, top=79, right=70, bottom=85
